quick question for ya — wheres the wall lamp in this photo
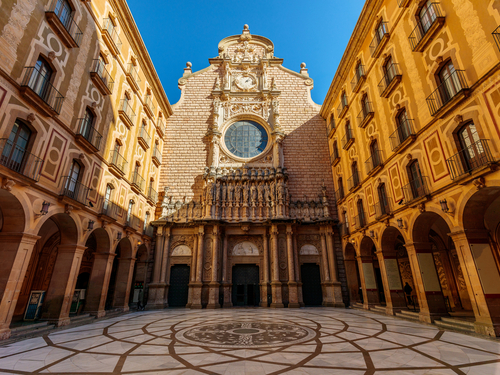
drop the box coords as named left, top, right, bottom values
left=40, top=201, right=50, bottom=215
left=369, top=230, right=377, bottom=240
left=439, top=199, right=449, bottom=213
left=87, top=220, right=95, bottom=231
left=397, top=218, right=405, bottom=229
left=117, top=232, right=122, bottom=241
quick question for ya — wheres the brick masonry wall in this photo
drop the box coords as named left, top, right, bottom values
left=160, top=64, right=338, bottom=220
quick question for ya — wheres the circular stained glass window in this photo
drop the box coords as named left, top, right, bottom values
left=224, top=120, right=268, bottom=159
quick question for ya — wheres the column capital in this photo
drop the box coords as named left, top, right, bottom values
left=198, top=225, right=205, bottom=236
left=270, top=226, right=279, bottom=236
left=404, top=242, right=433, bottom=253
left=57, top=244, right=87, bottom=254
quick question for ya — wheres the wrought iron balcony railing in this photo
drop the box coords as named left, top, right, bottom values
left=153, top=145, right=162, bottom=163
left=370, top=22, right=389, bottom=57
left=337, top=95, right=349, bottom=118
left=330, top=149, right=340, bottom=165
left=21, top=66, right=64, bottom=114
left=357, top=101, right=374, bottom=128
left=0, top=139, right=43, bottom=181
left=374, top=198, right=392, bottom=219
left=144, top=95, right=155, bottom=115
left=365, top=150, right=383, bottom=174
left=90, top=59, right=114, bottom=93
left=46, top=0, right=83, bottom=46
left=147, top=186, right=158, bottom=204
left=335, top=186, right=345, bottom=202
left=378, top=63, right=401, bottom=97
left=132, top=171, right=145, bottom=192
left=102, top=18, right=122, bottom=52
left=109, top=149, right=127, bottom=174
left=327, top=118, right=335, bottom=135
left=426, top=70, right=468, bottom=116
left=119, top=99, right=136, bottom=125
left=409, top=3, right=444, bottom=51
left=100, top=198, right=121, bottom=220
left=156, top=117, right=166, bottom=136
left=128, top=64, right=140, bottom=85
left=402, top=176, right=430, bottom=204
left=353, top=211, right=366, bottom=230
left=347, top=171, right=360, bottom=191
left=76, top=118, right=102, bottom=151
left=447, top=139, right=495, bottom=180
left=340, top=222, right=350, bottom=237
left=341, top=127, right=354, bottom=150
left=60, top=176, right=91, bottom=205
left=389, top=119, right=416, bottom=151
left=138, top=126, right=151, bottom=148
left=351, top=65, right=365, bottom=92
left=494, top=25, right=500, bottom=52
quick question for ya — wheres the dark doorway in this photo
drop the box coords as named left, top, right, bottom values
left=168, top=265, right=190, bottom=307
left=301, top=263, right=323, bottom=306
left=232, top=264, right=260, bottom=307
left=374, top=266, right=386, bottom=305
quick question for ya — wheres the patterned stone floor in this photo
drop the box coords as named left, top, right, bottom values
left=1, top=308, right=500, bottom=374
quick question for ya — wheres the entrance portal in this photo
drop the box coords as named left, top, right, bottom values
left=301, top=263, right=323, bottom=306
left=168, top=265, right=190, bottom=307
left=232, top=265, right=260, bottom=307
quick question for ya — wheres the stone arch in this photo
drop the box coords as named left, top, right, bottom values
left=232, top=241, right=259, bottom=256
left=171, top=244, right=192, bottom=256
left=0, top=188, right=26, bottom=233
left=299, top=244, right=319, bottom=255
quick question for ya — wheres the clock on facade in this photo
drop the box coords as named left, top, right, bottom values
left=224, top=120, right=268, bottom=159
left=235, top=75, right=257, bottom=90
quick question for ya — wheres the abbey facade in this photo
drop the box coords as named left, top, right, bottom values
left=150, top=26, right=346, bottom=310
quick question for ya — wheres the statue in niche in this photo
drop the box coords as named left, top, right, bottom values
left=250, top=183, right=257, bottom=203
left=235, top=182, right=242, bottom=203
left=277, top=180, right=285, bottom=201
left=228, top=182, right=234, bottom=202
left=257, top=181, right=264, bottom=202
left=270, top=180, right=276, bottom=201
left=272, top=100, right=280, bottom=115
left=264, top=183, right=271, bottom=203
left=216, top=180, right=221, bottom=201
left=242, top=181, right=249, bottom=203
left=206, top=182, right=215, bottom=203
left=222, top=182, right=227, bottom=201
left=302, top=202, right=310, bottom=218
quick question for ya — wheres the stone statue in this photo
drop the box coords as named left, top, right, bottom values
left=271, top=180, right=276, bottom=201
left=222, top=182, right=227, bottom=201
left=250, top=183, right=257, bottom=203
left=242, top=182, right=249, bottom=203
left=228, top=183, right=234, bottom=202
left=235, top=182, right=242, bottom=203
left=277, top=180, right=285, bottom=201
left=215, top=180, right=221, bottom=201
left=264, top=183, right=271, bottom=202
left=257, top=182, right=264, bottom=202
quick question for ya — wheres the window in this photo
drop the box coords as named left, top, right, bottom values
left=351, top=161, right=359, bottom=185
left=345, top=120, right=351, bottom=140
left=333, top=140, right=339, bottom=159
left=341, top=92, right=348, bottom=107
left=1, top=120, right=32, bottom=171
left=103, top=184, right=113, bottom=211
left=370, top=140, right=381, bottom=167
left=127, top=200, right=134, bottom=223
left=144, top=211, right=150, bottom=231
left=438, top=60, right=460, bottom=102
left=224, top=120, right=268, bottom=159
left=357, top=199, right=365, bottom=227
left=383, top=56, right=394, bottom=83
left=361, top=95, right=370, bottom=118
left=81, top=107, right=95, bottom=139
left=378, top=183, right=389, bottom=215
left=343, top=210, right=349, bottom=233
left=355, top=62, right=364, bottom=81
left=458, top=122, right=485, bottom=170
left=134, top=162, right=140, bottom=176
left=408, top=160, right=424, bottom=198
left=419, top=0, right=437, bottom=34
left=114, top=140, right=121, bottom=154
left=337, top=177, right=344, bottom=199
left=375, top=20, right=388, bottom=43
left=65, top=160, right=81, bottom=197
left=31, top=57, right=53, bottom=99
left=54, top=0, right=73, bottom=29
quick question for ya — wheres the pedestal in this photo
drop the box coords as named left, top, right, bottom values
left=207, top=282, right=220, bottom=309
left=190, top=282, right=203, bottom=309
left=288, top=281, right=300, bottom=308
left=222, top=282, right=232, bottom=308
left=270, top=281, right=284, bottom=308
left=146, top=283, right=166, bottom=309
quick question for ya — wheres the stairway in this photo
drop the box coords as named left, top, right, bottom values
left=70, top=313, right=95, bottom=325
left=395, top=309, right=420, bottom=321
left=435, top=316, right=476, bottom=333
left=370, top=305, right=387, bottom=314
left=9, top=321, right=55, bottom=339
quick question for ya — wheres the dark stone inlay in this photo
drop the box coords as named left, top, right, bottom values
left=233, top=328, right=260, bottom=334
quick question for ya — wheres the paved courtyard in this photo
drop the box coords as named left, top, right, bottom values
left=0, top=308, right=500, bottom=374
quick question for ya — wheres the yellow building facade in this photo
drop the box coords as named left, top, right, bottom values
left=0, top=0, right=171, bottom=339
left=321, top=0, right=500, bottom=336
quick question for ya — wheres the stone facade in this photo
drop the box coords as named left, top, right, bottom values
left=321, top=0, right=500, bottom=337
left=0, top=0, right=170, bottom=340
left=152, top=26, right=346, bottom=310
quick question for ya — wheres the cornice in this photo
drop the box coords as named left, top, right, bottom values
left=112, top=0, right=173, bottom=117
left=320, top=0, right=383, bottom=118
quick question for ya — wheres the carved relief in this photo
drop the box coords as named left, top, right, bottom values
left=232, top=241, right=259, bottom=256
left=300, top=244, right=319, bottom=255
left=171, top=245, right=192, bottom=256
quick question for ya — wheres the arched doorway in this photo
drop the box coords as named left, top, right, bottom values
left=381, top=226, right=418, bottom=312
left=14, top=212, right=80, bottom=327
left=411, top=211, right=473, bottom=322
left=359, top=236, right=385, bottom=307
left=344, top=243, right=361, bottom=305
left=129, top=244, right=150, bottom=309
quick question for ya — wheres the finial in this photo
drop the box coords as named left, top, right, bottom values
left=300, top=62, right=306, bottom=69
left=243, top=24, right=249, bottom=30
left=186, top=61, right=192, bottom=68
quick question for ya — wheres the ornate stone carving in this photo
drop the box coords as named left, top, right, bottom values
left=171, top=245, right=191, bottom=256
left=300, top=244, right=319, bottom=255
left=232, top=241, right=259, bottom=256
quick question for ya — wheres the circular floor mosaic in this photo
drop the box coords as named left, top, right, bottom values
left=175, top=321, right=316, bottom=348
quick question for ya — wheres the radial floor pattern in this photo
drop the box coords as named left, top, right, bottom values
left=1, top=308, right=500, bottom=374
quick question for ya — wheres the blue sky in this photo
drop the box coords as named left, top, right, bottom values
left=127, top=0, right=365, bottom=105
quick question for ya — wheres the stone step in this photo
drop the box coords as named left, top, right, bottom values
left=9, top=324, right=55, bottom=338
left=70, top=314, right=95, bottom=325
left=435, top=318, right=475, bottom=333
left=439, top=317, right=475, bottom=329
left=449, top=310, right=475, bottom=318
left=351, top=302, right=364, bottom=309
left=10, top=321, right=49, bottom=334
left=370, top=305, right=387, bottom=313
left=395, top=310, right=420, bottom=321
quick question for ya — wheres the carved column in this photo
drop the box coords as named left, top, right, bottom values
left=260, top=230, right=270, bottom=307
left=186, top=234, right=198, bottom=308
left=320, top=232, right=334, bottom=306
left=191, top=225, right=204, bottom=309
left=0, top=233, right=40, bottom=340
left=326, top=227, right=344, bottom=307
left=293, top=233, right=304, bottom=307
left=286, top=225, right=299, bottom=308
left=147, top=227, right=166, bottom=309
left=270, top=224, right=284, bottom=308
left=161, top=227, right=171, bottom=307
left=221, top=231, right=232, bottom=307
left=207, top=225, right=220, bottom=309
left=40, top=244, right=86, bottom=326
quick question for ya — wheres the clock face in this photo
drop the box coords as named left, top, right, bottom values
left=237, top=75, right=256, bottom=90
